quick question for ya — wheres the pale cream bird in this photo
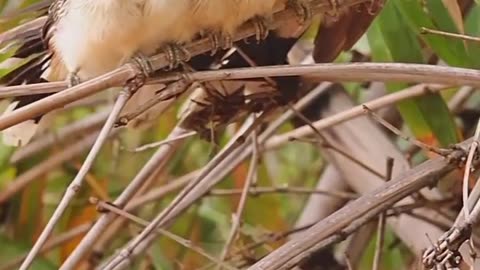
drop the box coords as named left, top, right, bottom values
left=1, top=0, right=312, bottom=146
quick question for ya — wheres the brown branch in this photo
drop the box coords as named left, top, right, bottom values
left=248, top=142, right=469, bottom=270
left=4, top=64, right=478, bottom=99
left=154, top=63, right=480, bottom=87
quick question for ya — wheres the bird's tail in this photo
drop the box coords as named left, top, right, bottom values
left=2, top=100, right=41, bottom=147
left=1, top=39, right=52, bottom=146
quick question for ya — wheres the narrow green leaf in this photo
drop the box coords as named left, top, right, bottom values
left=368, top=0, right=459, bottom=146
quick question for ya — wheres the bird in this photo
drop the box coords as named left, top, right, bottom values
left=0, top=0, right=313, bottom=147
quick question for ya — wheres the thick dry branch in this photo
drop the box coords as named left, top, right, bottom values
left=3, top=63, right=479, bottom=99
left=0, top=69, right=132, bottom=131
left=155, top=63, right=480, bottom=87
left=248, top=142, right=470, bottom=270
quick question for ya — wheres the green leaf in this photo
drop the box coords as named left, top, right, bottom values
left=394, top=0, right=479, bottom=67
left=368, top=0, right=460, bottom=146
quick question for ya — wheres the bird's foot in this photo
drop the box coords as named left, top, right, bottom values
left=126, top=52, right=153, bottom=93
left=208, top=31, right=233, bottom=55
left=287, top=0, right=314, bottom=23
left=251, top=16, right=270, bottom=42
left=129, top=52, right=154, bottom=77
left=163, top=43, right=191, bottom=69
left=67, top=72, right=81, bottom=88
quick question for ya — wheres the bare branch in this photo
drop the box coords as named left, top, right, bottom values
left=19, top=87, right=134, bottom=270
left=248, top=143, right=469, bottom=270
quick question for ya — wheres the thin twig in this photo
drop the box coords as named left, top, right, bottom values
left=264, top=84, right=449, bottom=150
left=286, top=104, right=385, bottom=178
left=117, top=80, right=192, bottom=127
left=289, top=135, right=385, bottom=179
left=19, top=88, right=134, bottom=270
left=362, top=104, right=449, bottom=156
left=218, top=128, right=260, bottom=268
left=153, top=63, right=480, bottom=88
left=463, top=120, right=480, bottom=221
left=89, top=198, right=237, bottom=270
left=372, top=158, right=394, bottom=270
left=448, top=86, right=475, bottom=113
left=208, top=186, right=358, bottom=199
left=421, top=27, right=480, bottom=43
left=5, top=63, right=480, bottom=101
left=124, top=131, right=197, bottom=153
left=345, top=253, right=354, bottom=270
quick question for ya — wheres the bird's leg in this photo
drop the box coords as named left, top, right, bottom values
left=207, top=31, right=233, bottom=55
left=287, top=0, right=313, bottom=22
left=67, top=71, right=81, bottom=88
left=251, top=16, right=270, bottom=42
left=162, top=43, right=191, bottom=69
left=126, top=52, right=153, bottom=93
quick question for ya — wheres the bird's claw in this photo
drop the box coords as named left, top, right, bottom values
left=251, top=16, right=270, bottom=42
left=208, top=32, right=233, bottom=55
left=164, top=43, right=191, bottom=69
left=129, top=52, right=154, bottom=77
left=67, top=72, right=81, bottom=88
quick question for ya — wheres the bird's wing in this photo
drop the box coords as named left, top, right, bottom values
left=0, top=0, right=69, bottom=86
left=42, top=0, right=68, bottom=50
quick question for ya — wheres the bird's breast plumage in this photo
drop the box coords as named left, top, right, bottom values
left=50, top=0, right=147, bottom=79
